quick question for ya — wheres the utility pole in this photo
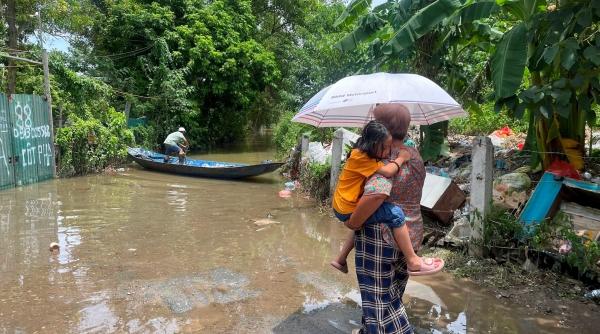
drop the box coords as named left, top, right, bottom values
left=34, top=11, right=56, bottom=178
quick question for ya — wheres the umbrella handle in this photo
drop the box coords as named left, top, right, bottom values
left=362, top=104, right=375, bottom=124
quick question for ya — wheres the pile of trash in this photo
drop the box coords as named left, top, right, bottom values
left=278, top=180, right=299, bottom=198
left=431, top=127, right=600, bottom=253
left=103, top=167, right=128, bottom=173
left=305, top=128, right=361, bottom=164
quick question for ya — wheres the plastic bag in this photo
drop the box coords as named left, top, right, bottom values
left=490, top=126, right=515, bottom=138
left=546, top=158, right=580, bottom=180
left=493, top=172, right=531, bottom=195
left=488, top=126, right=515, bottom=148
left=488, top=136, right=505, bottom=147
left=306, top=142, right=329, bottom=164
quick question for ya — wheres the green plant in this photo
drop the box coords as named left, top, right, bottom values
left=273, top=111, right=311, bottom=157
left=130, top=124, right=160, bottom=151
left=420, top=122, right=450, bottom=161
left=299, top=160, right=333, bottom=202
left=470, top=205, right=600, bottom=279
left=470, top=205, right=527, bottom=251
left=450, top=102, right=529, bottom=136
left=55, top=108, right=134, bottom=176
left=532, top=212, right=600, bottom=279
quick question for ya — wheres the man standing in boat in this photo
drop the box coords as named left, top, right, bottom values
left=163, top=127, right=189, bottom=164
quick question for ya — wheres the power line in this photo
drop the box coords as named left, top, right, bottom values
left=90, top=45, right=154, bottom=59
left=0, top=46, right=31, bottom=53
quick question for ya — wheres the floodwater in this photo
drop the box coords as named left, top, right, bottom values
left=0, top=133, right=568, bottom=333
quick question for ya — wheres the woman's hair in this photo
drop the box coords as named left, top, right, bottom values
left=350, top=120, right=391, bottom=160
left=372, top=104, right=411, bottom=141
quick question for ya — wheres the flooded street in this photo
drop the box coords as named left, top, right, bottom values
left=0, top=134, right=570, bottom=333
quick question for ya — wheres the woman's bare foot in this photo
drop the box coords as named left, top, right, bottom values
left=407, top=257, right=445, bottom=276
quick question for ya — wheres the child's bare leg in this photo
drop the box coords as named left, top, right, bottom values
left=392, top=225, right=423, bottom=271
left=333, top=231, right=355, bottom=267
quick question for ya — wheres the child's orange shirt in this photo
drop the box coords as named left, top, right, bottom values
left=332, top=149, right=384, bottom=215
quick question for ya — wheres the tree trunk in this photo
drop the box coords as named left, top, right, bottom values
left=6, top=0, right=17, bottom=95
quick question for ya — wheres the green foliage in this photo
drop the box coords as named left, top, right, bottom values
left=130, top=124, right=160, bottom=151
left=333, top=0, right=600, bottom=171
left=380, top=0, right=465, bottom=55
left=450, top=102, right=529, bottom=135
left=532, top=212, right=600, bottom=279
left=419, top=122, right=450, bottom=161
left=273, top=111, right=311, bottom=156
left=299, top=160, right=332, bottom=202
left=89, top=0, right=280, bottom=146
left=272, top=1, right=369, bottom=156
left=490, top=22, right=527, bottom=99
left=470, top=205, right=527, bottom=250
left=55, top=109, right=134, bottom=176
left=470, top=206, right=600, bottom=279
left=489, top=0, right=600, bottom=166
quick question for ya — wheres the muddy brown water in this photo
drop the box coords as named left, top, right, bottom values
left=0, top=135, right=569, bottom=333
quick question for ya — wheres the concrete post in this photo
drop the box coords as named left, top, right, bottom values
left=469, top=136, right=494, bottom=257
left=58, top=102, right=63, bottom=128
left=301, top=135, right=309, bottom=155
left=124, top=102, right=131, bottom=128
left=329, top=128, right=344, bottom=198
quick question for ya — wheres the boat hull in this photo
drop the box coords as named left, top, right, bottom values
left=127, top=148, right=284, bottom=179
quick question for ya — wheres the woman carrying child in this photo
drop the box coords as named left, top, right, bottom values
left=330, top=120, right=444, bottom=276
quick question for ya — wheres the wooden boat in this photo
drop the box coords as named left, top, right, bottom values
left=127, top=147, right=284, bottom=179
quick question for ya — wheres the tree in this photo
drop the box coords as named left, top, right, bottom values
left=88, top=0, right=279, bottom=146
left=333, top=0, right=600, bottom=169
left=6, top=0, right=17, bottom=94
left=3, top=0, right=96, bottom=94
left=332, top=0, right=499, bottom=160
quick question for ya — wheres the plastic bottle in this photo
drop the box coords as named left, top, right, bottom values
left=584, top=289, right=600, bottom=299
left=285, top=182, right=296, bottom=191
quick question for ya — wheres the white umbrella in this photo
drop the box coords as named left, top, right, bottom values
left=292, top=73, right=468, bottom=127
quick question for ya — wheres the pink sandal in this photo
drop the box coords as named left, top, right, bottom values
left=331, top=261, right=348, bottom=274
left=408, top=257, right=445, bottom=276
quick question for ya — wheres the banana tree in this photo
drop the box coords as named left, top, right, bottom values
left=336, top=0, right=600, bottom=169
left=491, top=0, right=600, bottom=169
left=333, top=0, right=503, bottom=161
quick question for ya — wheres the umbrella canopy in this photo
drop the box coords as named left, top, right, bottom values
left=292, top=73, right=468, bottom=127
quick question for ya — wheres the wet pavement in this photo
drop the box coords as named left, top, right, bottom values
left=0, top=134, right=571, bottom=333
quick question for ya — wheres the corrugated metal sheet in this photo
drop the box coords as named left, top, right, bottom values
left=31, top=95, right=53, bottom=182
left=0, top=94, right=52, bottom=189
left=0, top=94, right=14, bottom=190
left=10, top=94, right=37, bottom=186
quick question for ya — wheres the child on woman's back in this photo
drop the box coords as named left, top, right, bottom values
left=331, top=120, right=443, bottom=276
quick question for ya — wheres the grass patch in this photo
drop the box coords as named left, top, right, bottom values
left=422, top=247, right=586, bottom=299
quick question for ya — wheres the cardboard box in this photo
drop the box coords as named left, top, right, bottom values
left=420, top=173, right=466, bottom=225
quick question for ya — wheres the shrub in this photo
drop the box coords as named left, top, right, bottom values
left=273, top=111, right=310, bottom=157
left=470, top=205, right=600, bottom=279
left=298, top=160, right=333, bottom=203
left=450, top=102, right=529, bottom=136
left=55, top=108, right=134, bottom=176
left=130, top=124, right=160, bottom=151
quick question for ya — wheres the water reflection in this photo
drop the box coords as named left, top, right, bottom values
left=0, top=183, right=58, bottom=274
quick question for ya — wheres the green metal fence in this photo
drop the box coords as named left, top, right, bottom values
left=0, top=94, right=53, bottom=190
